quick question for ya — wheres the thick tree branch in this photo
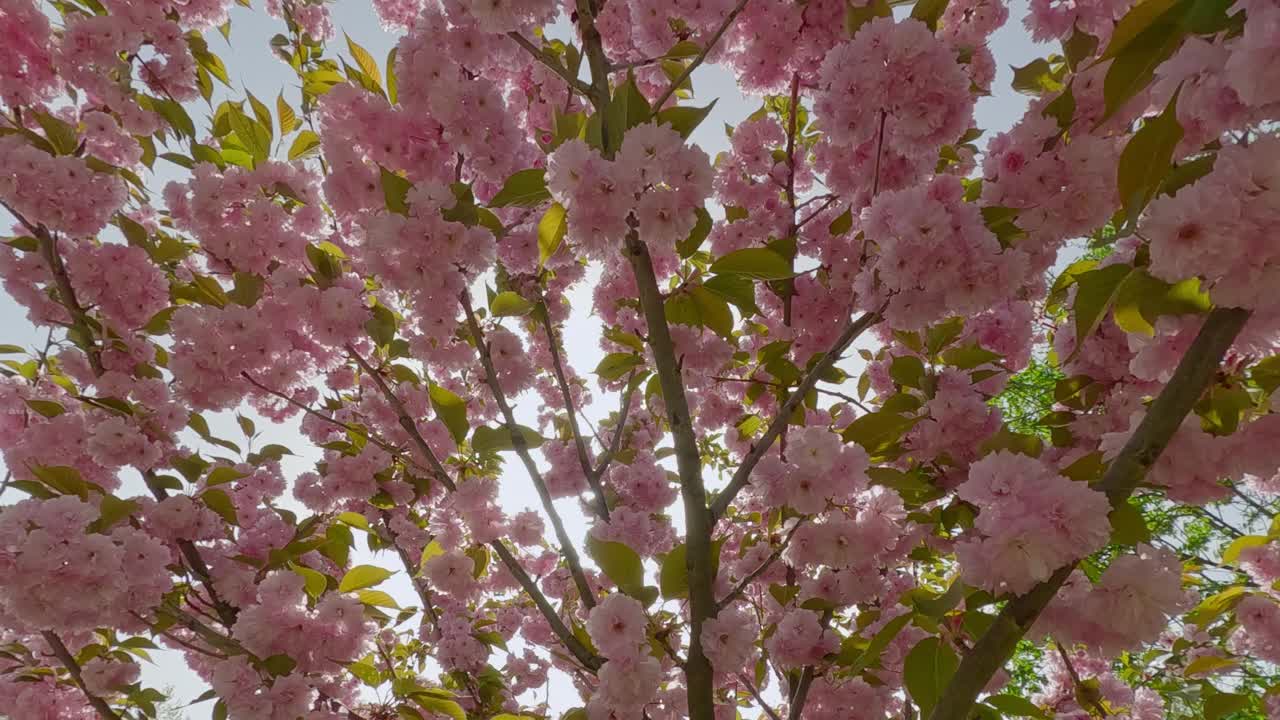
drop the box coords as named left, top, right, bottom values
left=711, top=309, right=881, bottom=521
left=540, top=305, right=610, bottom=520
left=459, top=293, right=597, bottom=609
left=42, top=631, right=122, bottom=720
left=926, top=306, right=1250, bottom=720
left=624, top=230, right=717, bottom=720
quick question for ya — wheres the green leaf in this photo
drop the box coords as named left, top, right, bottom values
left=596, top=353, right=644, bottom=381
left=345, top=34, right=382, bottom=91
left=92, top=495, right=139, bottom=532
left=690, top=287, right=735, bottom=338
left=428, top=383, right=469, bottom=445
left=357, top=589, right=400, bottom=609
left=704, top=274, right=760, bottom=317
left=1071, top=264, right=1134, bottom=357
left=841, top=412, right=919, bottom=457
left=985, top=694, right=1047, bottom=718
left=677, top=206, right=713, bottom=258
left=659, top=544, right=689, bottom=599
left=1117, top=89, right=1183, bottom=224
left=709, top=248, right=793, bottom=280
left=290, top=562, right=329, bottom=599
left=32, top=111, right=79, bottom=155
left=336, top=512, right=371, bottom=531
left=277, top=93, right=297, bottom=134
left=1099, top=0, right=1181, bottom=61
left=488, top=169, right=550, bottom=208
left=288, top=130, right=321, bottom=160
left=471, top=425, right=545, bottom=453
left=338, top=565, right=394, bottom=593
left=1113, top=272, right=1210, bottom=337
left=1185, top=655, right=1239, bottom=677
left=228, top=272, right=265, bottom=307
left=490, top=291, right=535, bottom=317
left=846, top=0, right=892, bottom=33
left=413, top=696, right=465, bottom=720
left=1186, top=586, right=1247, bottom=627
left=207, top=466, right=248, bottom=487
left=246, top=92, right=274, bottom=143
left=903, top=637, right=959, bottom=719
left=25, top=399, right=65, bottom=418
left=889, top=355, right=926, bottom=389
left=1203, top=692, right=1251, bottom=720
left=939, top=344, right=1002, bottom=370
left=0, top=345, right=25, bottom=354
left=366, top=303, right=397, bottom=346
left=1101, top=17, right=1185, bottom=120
left=1108, top=502, right=1151, bottom=545
left=201, top=489, right=238, bottom=525
left=655, top=100, right=717, bottom=139
left=910, top=0, right=950, bottom=31
left=1221, top=535, right=1269, bottom=565
left=386, top=47, right=399, bottom=104
left=828, top=207, right=853, bottom=236
left=227, top=105, right=270, bottom=164
left=1011, top=58, right=1064, bottom=95
left=1063, top=26, right=1100, bottom=71
left=381, top=167, right=412, bottom=215
left=839, top=612, right=912, bottom=672
left=587, top=535, right=646, bottom=596
left=538, top=203, right=568, bottom=264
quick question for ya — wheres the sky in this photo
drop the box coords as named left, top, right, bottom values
left=0, top=1, right=1049, bottom=716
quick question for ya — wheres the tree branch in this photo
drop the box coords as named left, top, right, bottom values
left=459, top=293, right=597, bottom=610
left=717, top=518, right=805, bottom=611
left=539, top=304, right=610, bottom=520
left=592, top=370, right=638, bottom=480
left=42, top=631, right=122, bottom=720
left=649, top=0, right=752, bottom=113
left=346, top=344, right=603, bottom=671
left=507, top=32, right=596, bottom=99
left=711, top=308, right=882, bottom=521
left=737, top=673, right=783, bottom=720
left=624, top=228, right=717, bottom=719
left=926, top=306, right=1250, bottom=720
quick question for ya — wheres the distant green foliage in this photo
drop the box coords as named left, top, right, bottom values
left=991, top=358, right=1065, bottom=438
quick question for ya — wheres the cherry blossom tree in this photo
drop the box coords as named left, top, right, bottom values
left=0, top=0, right=1278, bottom=719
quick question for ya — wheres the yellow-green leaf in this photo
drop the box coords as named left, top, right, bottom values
left=338, top=565, right=394, bottom=593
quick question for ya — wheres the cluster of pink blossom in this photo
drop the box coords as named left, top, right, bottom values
left=1024, top=0, right=1129, bottom=42
left=0, top=674, right=97, bottom=720
left=980, top=111, right=1120, bottom=270
left=1143, top=136, right=1280, bottom=311
left=753, top=426, right=870, bottom=514
left=64, top=241, right=169, bottom=330
left=1032, top=645, right=1166, bottom=719
left=856, top=174, right=1029, bottom=330
left=0, top=137, right=128, bottom=237
left=767, top=608, right=839, bottom=667
left=208, top=656, right=337, bottom=720
left=546, top=123, right=711, bottom=261
left=1232, top=594, right=1280, bottom=664
left=816, top=18, right=974, bottom=159
left=0, top=496, right=172, bottom=633
left=1036, top=544, right=1191, bottom=656
left=585, top=593, right=662, bottom=719
left=1224, top=0, right=1280, bottom=111
left=908, top=369, right=1003, bottom=467
left=164, top=161, right=326, bottom=275
left=231, top=572, right=372, bottom=673
left=0, top=0, right=59, bottom=106
left=955, top=451, right=1112, bottom=594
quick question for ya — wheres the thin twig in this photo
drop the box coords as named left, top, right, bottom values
left=540, top=304, right=609, bottom=520
left=649, top=0, right=752, bottom=113
left=717, top=518, right=805, bottom=610
left=737, top=673, right=783, bottom=720
left=459, top=293, right=597, bottom=609
left=42, top=631, right=122, bottom=720
left=711, top=308, right=883, bottom=521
